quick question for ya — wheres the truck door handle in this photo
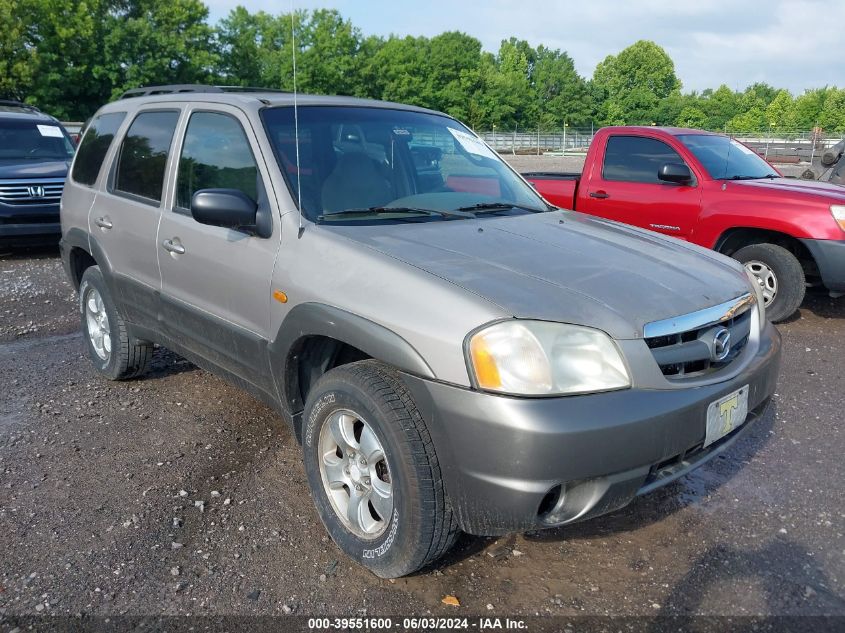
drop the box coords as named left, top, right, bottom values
left=589, top=191, right=610, bottom=199
left=94, top=216, right=113, bottom=229
left=162, top=238, right=185, bottom=255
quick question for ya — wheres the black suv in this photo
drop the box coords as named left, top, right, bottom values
left=0, top=100, right=75, bottom=247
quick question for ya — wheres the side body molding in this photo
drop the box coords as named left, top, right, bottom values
left=268, top=302, right=436, bottom=420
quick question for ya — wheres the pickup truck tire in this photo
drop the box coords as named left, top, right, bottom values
left=302, top=360, right=459, bottom=578
left=733, top=243, right=805, bottom=322
left=79, top=266, right=153, bottom=380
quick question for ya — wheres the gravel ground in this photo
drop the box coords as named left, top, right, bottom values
left=0, top=247, right=844, bottom=620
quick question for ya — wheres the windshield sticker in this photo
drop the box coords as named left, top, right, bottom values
left=731, top=140, right=756, bottom=155
left=392, top=128, right=411, bottom=136
left=37, top=125, right=64, bottom=138
left=447, top=127, right=497, bottom=160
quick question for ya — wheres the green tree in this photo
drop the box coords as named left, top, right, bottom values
left=701, top=85, right=741, bottom=130
left=0, top=0, right=37, bottom=101
left=532, top=46, right=593, bottom=127
left=676, top=105, right=708, bottom=128
left=818, top=88, right=845, bottom=132
left=726, top=90, right=768, bottom=132
left=793, top=87, right=830, bottom=129
left=765, top=89, right=796, bottom=131
left=104, top=0, right=217, bottom=100
left=592, top=40, right=680, bottom=125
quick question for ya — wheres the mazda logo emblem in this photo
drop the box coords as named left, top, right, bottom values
left=712, top=327, right=732, bottom=362
left=27, top=185, right=46, bottom=198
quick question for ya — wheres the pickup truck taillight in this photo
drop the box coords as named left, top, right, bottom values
left=831, top=205, right=845, bottom=231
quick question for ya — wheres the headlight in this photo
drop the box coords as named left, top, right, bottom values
left=745, top=268, right=766, bottom=323
left=831, top=205, right=845, bottom=231
left=466, top=320, right=630, bottom=396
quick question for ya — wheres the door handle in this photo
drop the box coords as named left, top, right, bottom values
left=162, top=238, right=185, bottom=255
left=94, top=216, right=113, bottom=229
left=589, top=191, right=610, bottom=199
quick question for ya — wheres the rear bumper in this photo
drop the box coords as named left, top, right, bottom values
left=801, top=238, right=845, bottom=292
left=401, top=321, right=781, bottom=536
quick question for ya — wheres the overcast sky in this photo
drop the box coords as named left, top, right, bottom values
left=204, top=0, right=842, bottom=94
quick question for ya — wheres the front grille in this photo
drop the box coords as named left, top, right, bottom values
left=644, top=295, right=754, bottom=380
left=0, top=179, right=64, bottom=205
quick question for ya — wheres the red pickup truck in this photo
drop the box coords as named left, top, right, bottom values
left=523, top=127, right=845, bottom=321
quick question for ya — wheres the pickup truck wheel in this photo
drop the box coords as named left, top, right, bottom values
left=79, top=266, right=153, bottom=380
left=733, top=243, right=805, bottom=322
left=302, top=360, right=459, bottom=578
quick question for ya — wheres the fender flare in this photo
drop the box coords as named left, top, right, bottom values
left=268, top=302, right=435, bottom=415
left=60, top=227, right=115, bottom=291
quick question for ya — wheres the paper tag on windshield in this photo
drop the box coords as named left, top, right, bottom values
left=37, top=125, right=64, bottom=138
left=447, top=127, right=497, bottom=160
left=731, top=139, right=756, bottom=155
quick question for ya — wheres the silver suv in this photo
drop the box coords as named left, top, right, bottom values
left=60, top=86, right=781, bottom=578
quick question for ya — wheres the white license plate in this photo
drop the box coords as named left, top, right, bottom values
left=705, top=385, right=749, bottom=447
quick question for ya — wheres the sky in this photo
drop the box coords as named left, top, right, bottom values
left=203, top=0, right=843, bottom=95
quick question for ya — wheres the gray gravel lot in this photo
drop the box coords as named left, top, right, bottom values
left=0, top=247, right=843, bottom=619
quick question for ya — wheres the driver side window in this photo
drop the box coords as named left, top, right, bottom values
left=603, top=136, right=686, bottom=184
left=175, top=112, right=258, bottom=212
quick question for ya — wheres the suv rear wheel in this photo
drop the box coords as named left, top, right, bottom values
left=79, top=266, right=153, bottom=380
left=733, top=243, right=805, bottom=323
left=302, top=360, right=458, bottom=578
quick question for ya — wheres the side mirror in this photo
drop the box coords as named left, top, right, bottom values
left=191, top=189, right=268, bottom=237
left=658, top=163, right=692, bottom=184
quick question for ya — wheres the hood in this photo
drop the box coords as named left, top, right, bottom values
left=323, top=211, right=751, bottom=340
left=734, top=177, right=845, bottom=203
left=0, top=160, right=70, bottom=180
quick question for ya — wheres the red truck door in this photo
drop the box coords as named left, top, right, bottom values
left=580, top=134, right=701, bottom=239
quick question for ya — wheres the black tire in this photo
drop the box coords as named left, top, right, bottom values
left=733, top=243, right=805, bottom=323
left=302, top=360, right=459, bottom=578
left=79, top=266, right=152, bottom=380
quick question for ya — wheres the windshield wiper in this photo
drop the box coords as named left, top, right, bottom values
left=455, top=202, right=546, bottom=215
left=317, top=206, right=472, bottom=221
left=722, top=174, right=779, bottom=181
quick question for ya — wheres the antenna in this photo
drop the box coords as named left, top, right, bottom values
left=291, top=2, right=304, bottom=237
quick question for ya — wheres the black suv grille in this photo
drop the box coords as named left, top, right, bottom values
left=645, top=299, right=754, bottom=380
left=0, top=179, right=64, bottom=205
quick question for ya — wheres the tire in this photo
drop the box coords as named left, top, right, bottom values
left=733, top=243, right=805, bottom=323
left=79, top=266, right=152, bottom=380
left=302, top=360, right=459, bottom=578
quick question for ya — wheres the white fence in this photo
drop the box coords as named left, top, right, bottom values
left=479, top=128, right=845, bottom=158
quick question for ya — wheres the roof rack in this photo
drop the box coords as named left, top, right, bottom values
left=119, top=85, right=289, bottom=99
left=0, top=99, right=40, bottom=112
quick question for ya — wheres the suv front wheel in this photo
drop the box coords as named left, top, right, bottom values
left=302, top=360, right=458, bottom=578
left=79, top=266, right=153, bottom=380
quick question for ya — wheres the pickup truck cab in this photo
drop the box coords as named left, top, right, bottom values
left=525, top=127, right=845, bottom=322
left=61, top=89, right=780, bottom=577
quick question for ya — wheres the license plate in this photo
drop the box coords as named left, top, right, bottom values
left=705, top=385, right=749, bottom=447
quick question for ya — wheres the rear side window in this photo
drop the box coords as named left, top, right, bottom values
left=603, top=136, right=684, bottom=184
left=175, top=112, right=258, bottom=211
left=114, top=110, right=180, bottom=203
left=71, top=113, right=126, bottom=186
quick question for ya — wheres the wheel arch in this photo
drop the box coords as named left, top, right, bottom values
left=714, top=227, right=819, bottom=279
left=268, top=303, right=435, bottom=441
left=61, top=228, right=115, bottom=291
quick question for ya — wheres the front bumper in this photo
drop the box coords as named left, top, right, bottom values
left=0, top=202, right=61, bottom=245
left=401, top=321, right=781, bottom=536
left=801, top=238, right=845, bottom=292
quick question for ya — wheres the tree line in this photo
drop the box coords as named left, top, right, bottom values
left=3, top=0, right=845, bottom=133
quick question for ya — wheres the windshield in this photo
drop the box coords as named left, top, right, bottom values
left=0, top=120, right=75, bottom=162
left=261, top=106, right=548, bottom=222
left=678, top=134, right=778, bottom=180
